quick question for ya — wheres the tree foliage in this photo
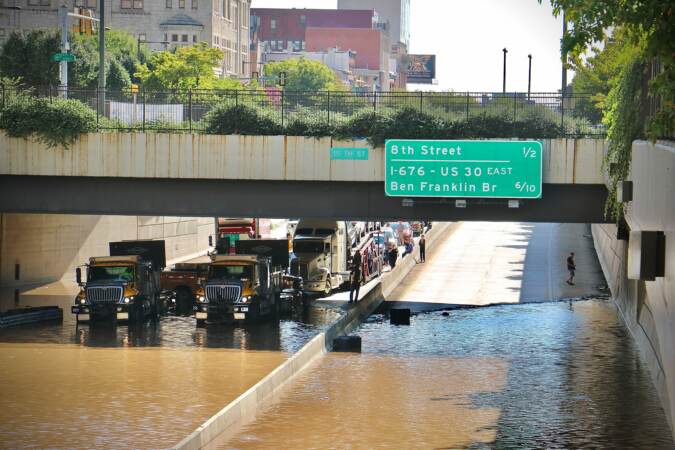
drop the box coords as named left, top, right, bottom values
left=0, top=29, right=145, bottom=89
left=543, top=0, right=673, bottom=138
left=0, top=30, right=60, bottom=86
left=264, top=57, right=344, bottom=92
left=135, top=43, right=241, bottom=91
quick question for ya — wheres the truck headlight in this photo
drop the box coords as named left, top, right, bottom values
left=121, top=296, right=134, bottom=304
left=241, top=296, right=251, bottom=303
left=198, top=296, right=208, bottom=303
left=79, top=298, right=86, bottom=305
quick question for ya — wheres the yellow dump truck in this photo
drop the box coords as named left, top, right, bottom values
left=194, top=254, right=282, bottom=325
left=72, top=240, right=165, bottom=324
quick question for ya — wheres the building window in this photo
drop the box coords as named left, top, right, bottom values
left=181, top=34, right=188, bottom=42
left=270, top=18, right=276, bottom=31
left=122, top=0, right=143, bottom=9
left=41, top=0, right=50, bottom=5
left=166, top=0, right=171, bottom=7
left=192, top=34, right=197, bottom=42
left=139, top=33, right=146, bottom=41
left=171, top=34, right=178, bottom=42
left=214, top=35, right=219, bottom=45
left=178, top=0, right=185, bottom=8
left=192, top=0, right=197, bottom=9
left=300, top=15, right=306, bottom=26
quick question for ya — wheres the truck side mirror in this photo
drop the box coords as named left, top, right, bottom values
left=208, top=235, right=213, bottom=247
left=76, top=267, right=82, bottom=286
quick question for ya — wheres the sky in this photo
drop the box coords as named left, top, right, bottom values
left=250, top=0, right=569, bottom=92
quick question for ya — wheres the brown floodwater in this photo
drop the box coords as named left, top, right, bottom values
left=224, top=300, right=675, bottom=449
left=0, top=344, right=285, bottom=449
left=0, top=286, right=342, bottom=449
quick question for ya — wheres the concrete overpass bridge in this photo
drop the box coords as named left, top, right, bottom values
left=0, top=133, right=609, bottom=222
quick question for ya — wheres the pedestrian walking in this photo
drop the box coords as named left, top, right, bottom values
left=419, top=234, right=426, bottom=262
left=388, top=243, right=399, bottom=269
left=349, top=251, right=362, bottom=303
left=566, top=252, right=576, bottom=285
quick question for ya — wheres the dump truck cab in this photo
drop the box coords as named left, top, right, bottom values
left=72, top=240, right=165, bottom=324
left=194, top=255, right=281, bottom=325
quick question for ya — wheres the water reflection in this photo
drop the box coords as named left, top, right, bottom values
left=0, top=293, right=342, bottom=353
left=226, top=299, right=674, bottom=449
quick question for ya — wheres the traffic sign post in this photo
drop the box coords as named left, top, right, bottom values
left=52, top=52, right=76, bottom=62
left=385, top=140, right=543, bottom=199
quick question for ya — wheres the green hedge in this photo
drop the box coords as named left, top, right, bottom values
left=0, top=95, right=97, bottom=147
left=203, top=104, right=565, bottom=146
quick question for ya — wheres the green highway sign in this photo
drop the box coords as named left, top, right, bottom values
left=385, top=140, right=542, bottom=199
left=331, top=147, right=369, bottom=160
left=52, top=52, right=76, bottom=62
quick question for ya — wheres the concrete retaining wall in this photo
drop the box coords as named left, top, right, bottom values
left=174, top=222, right=450, bottom=449
left=0, top=213, right=213, bottom=287
left=0, top=133, right=604, bottom=184
left=591, top=140, right=674, bottom=438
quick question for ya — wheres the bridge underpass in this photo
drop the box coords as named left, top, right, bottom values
left=0, top=175, right=610, bottom=223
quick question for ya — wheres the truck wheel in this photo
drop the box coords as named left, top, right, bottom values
left=175, top=287, right=192, bottom=316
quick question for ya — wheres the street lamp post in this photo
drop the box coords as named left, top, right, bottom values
left=561, top=11, right=567, bottom=95
left=527, top=54, right=532, bottom=101
left=502, top=48, right=508, bottom=94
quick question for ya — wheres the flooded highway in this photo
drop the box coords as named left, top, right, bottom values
left=0, top=287, right=342, bottom=449
left=226, top=299, right=674, bottom=449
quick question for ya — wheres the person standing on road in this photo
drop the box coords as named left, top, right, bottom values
left=419, top=234, right=426, bottom=263
left=349, top=251, right=363, bottom=303
left=566, top=252, right=576, bottom=285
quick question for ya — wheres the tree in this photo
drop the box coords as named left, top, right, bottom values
left=0, top=30, right=60, bottom=87
left=135, top=43, right=239, bottom=90
left=542, top=0, right=673, bottom=138
left=0, top=29, right=145, bottom=90
left=264, top=57, right=344, bottom=91
left=570, top=27, right=638, bottom=123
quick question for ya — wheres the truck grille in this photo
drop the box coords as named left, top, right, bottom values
left=291, top=261, right=309, bottom=280
left=86, top=286, right=123, bottom=304
left=206, top=285, right=241, bottom=305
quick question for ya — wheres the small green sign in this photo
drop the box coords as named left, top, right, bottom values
left=52, top=52, right=76, bottom=62
left=331, top=147, right=369, bottom=160
left=385, top=140, right=542, bottom=199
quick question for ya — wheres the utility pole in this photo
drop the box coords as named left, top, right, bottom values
left=502, top=48, right=508, bottom=94
left=98, top=0, right=105, bottom=115
left=58, top=4, right=68, bottom=98
left=527, top=54, right=532, bottom=101
left=561, top=11, right=567, bottom=94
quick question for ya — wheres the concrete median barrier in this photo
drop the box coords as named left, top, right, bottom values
left=174, top=222, right=450, bottom=450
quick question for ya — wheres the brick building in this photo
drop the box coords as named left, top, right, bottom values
left=250, top=8, right=392, bottom=91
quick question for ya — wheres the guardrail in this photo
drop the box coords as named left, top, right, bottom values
left=0, top=86, right=606, bottom=138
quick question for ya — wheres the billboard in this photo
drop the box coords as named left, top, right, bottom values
left=407, top=54, right=436, bottom=84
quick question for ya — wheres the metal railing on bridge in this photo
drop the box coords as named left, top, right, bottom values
left=0, top=86, right=606, bottom=138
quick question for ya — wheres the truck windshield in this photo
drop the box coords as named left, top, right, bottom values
left=209, top=265, right=252, bottom=280
left=88, top=265, right=134, bottom=282
left=294, top=241, right=325, bottom=254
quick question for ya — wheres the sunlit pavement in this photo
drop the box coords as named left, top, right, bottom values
left=389, top=222, right=607, bottom=309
